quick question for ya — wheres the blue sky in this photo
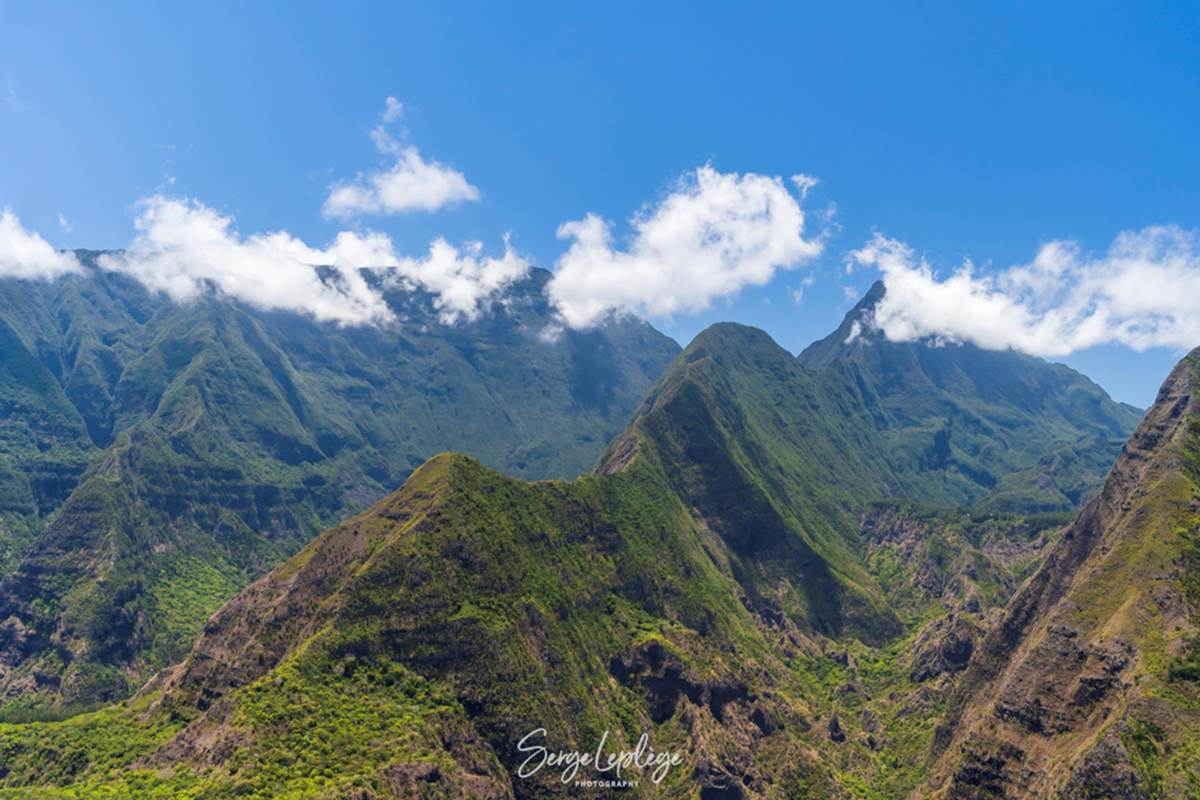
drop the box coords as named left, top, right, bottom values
left=2, top=2, right=1198, bottom=406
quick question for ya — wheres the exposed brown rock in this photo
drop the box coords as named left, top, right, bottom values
left=926, top=351, right=1200, bottom=799
left=827, top=711, right=846, bottom=743
left=909, top=613, right=979, bottom=682
left=0, top=616, right=31, bottom=670
left=1059, top=732, right=1148, bottom=800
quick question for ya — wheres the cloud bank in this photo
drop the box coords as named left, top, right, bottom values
left=851, top=226, right=1200, bottom=357
left=94, top=196, right=527, bottom=326
left=0, top=210, right=80, bottom=279
left=18, top=81, right=1196, bottom=353
left=5, top=101, right=823, bottom=332
left=323, top=97, right=480, bottom=218
left=548, top=166, right=822, bottom=328
left=387, top=237, right=529, bottom=322
left=100, top=197, right=395, bottom=324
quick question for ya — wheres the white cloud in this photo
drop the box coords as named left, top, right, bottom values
left=381, top=96, right=404, bottom=123
left=849, top=226, right=1200, bottom=357
left=547, top=165, right=822, bottom=328
left=790, top=274, right=815, bottom=305
left=3, top=76, right=25, bottom=113
left=792, top=173, right=819, bottom=199
left=383, top=236, right=530, bottom=322
left=98, top=196, right=527, bottom=326
left=322, top=98, right=480, bottom=218
left=0, top=210, right=80, bottom=279
left=100, top=197, right=393, bottom=325
left=57, top=213, right=72, bottom=233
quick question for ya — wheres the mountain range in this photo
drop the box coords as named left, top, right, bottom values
left=0, top=255, right=678, bottom=706
left=0, top=270, right=1190, bottom=799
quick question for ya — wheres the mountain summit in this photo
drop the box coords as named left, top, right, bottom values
left=796, top=279, right=888, bottom=364
left=801, top=280, right=1143, bottom=511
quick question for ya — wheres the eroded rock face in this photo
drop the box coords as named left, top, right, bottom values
left=380, top=726, right=514, bottom=800
left=0, top=616, right=31, bottom=670
left=1060, top=733, right=1148, bottom=800
left=910, top=614, right=978, bottom=683
left=608, top=640, right=766, bottom=730
left=694, top=757, right=750, bottom=800
left=989, top=626, right=1135, bottom=739
left=947, top=741, right=1026, bottom=800
left=608, top=640, right=786, bottom=798
left=827, top=712, right=846, bottom=743
left=857, top=503, right=1056, bottom=628
left=609, top=640, right=706, bottom=724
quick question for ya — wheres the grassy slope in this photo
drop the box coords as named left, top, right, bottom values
left=0, top=460, right=1075, bottom=798
left=0, top=316, right=95, bottom=573
left=0, top=298, right=1156, bottom=797
left=601, top=323, right=917, bottom=643
left=0, top=274, right=1137, bottom=716
left=0, top=454, right=847, bottom=798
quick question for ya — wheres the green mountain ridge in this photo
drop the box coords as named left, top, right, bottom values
left=0, top=256, right=680, bottom=707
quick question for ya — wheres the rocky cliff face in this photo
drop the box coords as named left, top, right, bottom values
left=926, top=350, right=1200, bottom=799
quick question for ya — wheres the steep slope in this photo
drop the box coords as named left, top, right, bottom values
left=600, top=323, right=923, bottom=644
left=0, top=302, right=1160, bottom=798
left=0, top=317, right=95, bottom=573
left=0, top=257, right=679, bottom=709
left=0, top=277, right=1139, bottom=713
left=601, top=319, right=1139, bottom=641
left=0, top=454, right=854, bottom=799
left=926, top=349, right=1200, bottom=799
left=800, top=282, right=1143, bottom=512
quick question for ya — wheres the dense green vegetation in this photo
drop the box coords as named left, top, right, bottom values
left=0, top=453, right=837, bottom=797
left=0, top=258, right=679, bottom=709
